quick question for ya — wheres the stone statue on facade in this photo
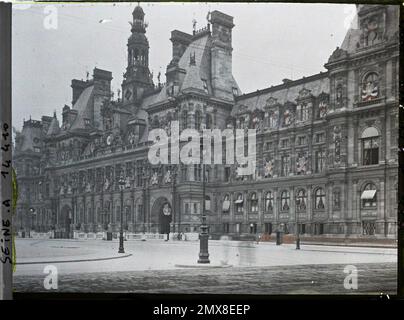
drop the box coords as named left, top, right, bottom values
left=319, top=101, right=328, bottom=118
left=151, top=171, right=159, bottom=185
left=296, top=154, right=307, bottom=175
left=164, top=169, right=172, bottom=184
left=85, top=182, right=92, bottom=193
left=264, top=159, right=273, bottom=178
left=104, top=177, right=110, bottom=191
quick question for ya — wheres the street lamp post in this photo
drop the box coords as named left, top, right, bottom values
left=118, top=174, right=125, bottom=253
left=198, top=153, right=210, bottom=264
left=296, top=212, right=300, bottom=250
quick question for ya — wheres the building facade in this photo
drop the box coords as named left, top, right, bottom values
left=14, top=4, right=399, bottom=239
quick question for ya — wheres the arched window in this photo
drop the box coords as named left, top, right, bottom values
left=314, top=188, right=326, bottom=210
left=235, top=193, right=244, bottom=213
left=134, top=48, right=139, bottom=62
left=281, top=190, right=290, bottom=211
left=362, top=127, right=379, bottom=165
left=195, top=111, right=202, bottom=130
left=264, top=191, right=273, bottom=212
left=250, top=192, right=258, bottom=213
left=361, top=183, right=377, bottom=208
left=182, top=111, right=188, bottom=130
left=296, top=189, right=307, bottom=211
left=361, top=72, right=379, bottom=101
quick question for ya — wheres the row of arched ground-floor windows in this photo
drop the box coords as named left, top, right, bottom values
left=220, top=183, right=378, bottom=214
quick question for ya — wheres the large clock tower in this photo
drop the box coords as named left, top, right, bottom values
left=121, top=5, right=154, bottom=109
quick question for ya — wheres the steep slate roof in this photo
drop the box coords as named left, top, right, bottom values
left=233, top=74, right=329, bottom=116
left=69, top=85, right=94, bottom=131
left=340, top=28, right=361, bottom=54
left=19, top=124, right=43, bottom=152
left=46, top=116, right=60, bottom=136
left=179, top=35, right=211, bottom=93
left=141, top=87, right=167, bottom=109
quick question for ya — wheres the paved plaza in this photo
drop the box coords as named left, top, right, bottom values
left=13, top=239, right=397, bottom=294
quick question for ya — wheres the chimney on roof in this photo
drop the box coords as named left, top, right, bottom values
left=282, top=78, right=293, bottom=84
left=71, top=79, right=87, bottom=105
left=169, top=30, right=192, bottom=66
left=210, top=11, right=235, bottom=100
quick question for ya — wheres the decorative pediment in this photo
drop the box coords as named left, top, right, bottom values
left=318, top=92, right=329, bottom=100
left=236, top=104, right=249, bottom=115
left=297, top=88, right=313, bottom=100
left=265, top=96, right=279, bottom=108
left=328, top=47, right=348, bottom=63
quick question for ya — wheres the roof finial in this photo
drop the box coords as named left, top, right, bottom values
left=192, top=19, right=197, bottom=35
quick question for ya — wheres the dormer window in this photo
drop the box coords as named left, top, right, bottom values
left=202, top=79, right=208, bottom=94
left=296, top=102, right=309, bottom=122
left=232, top=87, right=238, bottom=96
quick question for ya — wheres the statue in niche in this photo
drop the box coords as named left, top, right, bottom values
left=81, top=176, right=87, bottom=191
left=334, top=126, right=342, bottom=164
left=296, top=154, right=307, bottom=175
left=151, top=171, right=159, bottom=185
left=164, top=170, right=172, bottom=184
left=59, top=182, right=65, bottom=195
left=283, top=109, right=293, bottom=126
left=163, top=203, right=171, bottom=216
left=336, top=85, right=343, bottom=108
left=125, top=175, right=131, bottom=189
left=85, top=182, right=92, bottom=193
left=319, top=101, right=328, bottom=118
left=251, top=113, right=261, bottom=130
left=67, top=183, right=72, bottom=194
left=128, top=131, right=137, bottom=145
left=361, top=73, right=379, bottom=101
left=264, top=159, right=273, bottom=178
left=104, top=177, right=111, bottom=191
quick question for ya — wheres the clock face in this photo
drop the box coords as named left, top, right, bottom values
left=106, top=135, right=112, bottom=146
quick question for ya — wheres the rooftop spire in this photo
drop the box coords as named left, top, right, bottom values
left=131, top=3, right=147, bottom=33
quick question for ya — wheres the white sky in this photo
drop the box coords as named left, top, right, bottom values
left=12, top=2, right=356, bottom=131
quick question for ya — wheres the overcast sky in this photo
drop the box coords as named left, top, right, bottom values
left=12, top=2, right=356, bottom=131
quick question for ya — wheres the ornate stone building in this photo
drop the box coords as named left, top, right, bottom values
left=14, top=4, right=399, bottom=239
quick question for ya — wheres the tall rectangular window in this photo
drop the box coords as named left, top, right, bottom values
left=315, top=133, right=325, bottom=143
left=362, top=137, right=379, bottom=165
left=315, top=149, right=326, bottom=173
left=224, top=167, right=231, bottom=182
